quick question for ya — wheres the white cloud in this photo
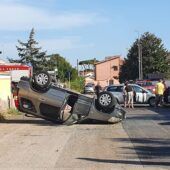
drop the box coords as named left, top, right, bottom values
left=41, top=37, right=79, bottom=52
left=40, top=37, right=94, bottom=53
left=0, top=2, right=101, bottom=31
left=0, top=37, right=94, bottom=60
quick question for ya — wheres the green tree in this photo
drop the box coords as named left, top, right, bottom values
left=79, top=58, right=98, bottom=72
left=119, top=32, right=169, bottom=82
left=45, top=54, right=78, bottom=82
left=8, top=28, right=46, bottom=72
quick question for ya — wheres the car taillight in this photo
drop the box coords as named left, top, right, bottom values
left=14, top=96, right=19, bottom=109
left=152, top=88, right=156, bottom=94
left=13, top=87, right=19, bottom=109
left=22, top=101, right=31, bottom=109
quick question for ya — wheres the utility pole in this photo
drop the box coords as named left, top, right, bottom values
left=138, top=41, right=143, bottom=80
left=77, top=59, right=79, bottom=76
left=140, top=43, right=143, bottom=80
left=136, top=33, right=143, bottom=80
left=68, top=71, right=71, bottom=89
left=0, top=51, right=2, bottom=61
left=137, top=40, right=141, bottom=80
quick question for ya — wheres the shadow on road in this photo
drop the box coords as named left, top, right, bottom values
left=0, top=117, right=115, bottom=126
left=77, top=157, right=170, bottom=166
left=77, top=137, right=170, bottom=167
left=0, top=118, right=62, bottom=126
left=159, top=121, right=170, bottom=125
left=113, top=138, right=170, bottom=158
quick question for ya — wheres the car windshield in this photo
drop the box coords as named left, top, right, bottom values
left=107, top=86, right=123, bottom=92
left=85, top=84, right=94, bottom=87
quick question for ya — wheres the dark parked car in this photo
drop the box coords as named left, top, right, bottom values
left=15, top=71, right=126, bottom=125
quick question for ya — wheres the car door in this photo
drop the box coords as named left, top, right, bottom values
left=132, top=85, right=147, bottom=103
left=106, top=86, right=124, bottom=103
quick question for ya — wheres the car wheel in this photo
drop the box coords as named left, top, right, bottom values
left=33, top=71, right=51, bottom=89
left=98, top=91, right=117, bottom=108
left=149, top=97, right=155, bottom=107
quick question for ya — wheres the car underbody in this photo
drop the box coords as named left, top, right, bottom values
left=16, top=72, right=126, bottom=125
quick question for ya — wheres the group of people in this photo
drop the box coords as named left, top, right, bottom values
left=94, top=79, right=167, bottom=108
left=123, top=79, right=167, bottom=108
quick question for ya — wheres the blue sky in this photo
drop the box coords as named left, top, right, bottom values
left=0, top=0, right=170, bottom=66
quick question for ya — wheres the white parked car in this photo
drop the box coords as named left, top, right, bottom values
left=105, top=84, right=156, bottom=107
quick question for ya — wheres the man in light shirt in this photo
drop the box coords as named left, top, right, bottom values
left=155, top=79, right=165, bottom=107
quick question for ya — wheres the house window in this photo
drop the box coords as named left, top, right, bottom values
left=109, top=79, right=114, bottom=85
left=112, top=66, right=118, bottom=71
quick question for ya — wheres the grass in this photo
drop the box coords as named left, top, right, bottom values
left=0, top=112, right=5, bottom=120
left=0, top=108, right=21, bottom=120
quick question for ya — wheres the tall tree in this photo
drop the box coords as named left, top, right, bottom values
left=119, top=32, right=169, bottom=82
left=8, top=28, right=46, bottom=72
left=79, top=58, right=98, bottom=72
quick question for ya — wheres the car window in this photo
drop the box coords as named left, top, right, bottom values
left=86, top=84, right=94, bottom=87
left=132, top=85, right=144, bottom=93
left=107, top=86, right=123, bottom=92
left=136, top=81, right=153, bottom=86
left=145, top=82, right=152, bottom=86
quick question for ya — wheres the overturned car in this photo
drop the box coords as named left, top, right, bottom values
left=15, top=71, right=126, bottom=125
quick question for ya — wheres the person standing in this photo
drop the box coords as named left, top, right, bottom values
left=162, top=80, right=167, bottom=91
left=155, top=79, right=165, bottom=107
left=125, top=82, right=134, bottom=108
left=95, top=81, right=102, bottom=98
left=162, top=80, right=167, bottom=104
left=123, top=82, right=128, bottom=108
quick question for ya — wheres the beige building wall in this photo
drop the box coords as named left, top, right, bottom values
left=95, top=56, right=123, bottom=87
left=0, top=74, right=12, bottom=110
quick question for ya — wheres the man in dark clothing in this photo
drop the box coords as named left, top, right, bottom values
left=125, top=82, right=134, bottom=108
left=95, top=82, right=102, bottom=97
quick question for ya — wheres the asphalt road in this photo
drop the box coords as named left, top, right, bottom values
left=122, top=107, right=170, bottom=169
left=0, top=107, right=170, bottom=170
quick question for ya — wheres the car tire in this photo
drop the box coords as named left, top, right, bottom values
left=148, top=97, right=155, bottom=107
left=33, top=71, right=51, bottom=89
left=116, top=98, right=120, bottom=104
left=97, top=91, right=117, bottom=109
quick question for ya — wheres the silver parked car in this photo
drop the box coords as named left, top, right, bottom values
left=84, top=83, right=95, bottom=94
left=105, top=84, right=156, bottom=107
left=15, top=71, right=126, bottom=125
